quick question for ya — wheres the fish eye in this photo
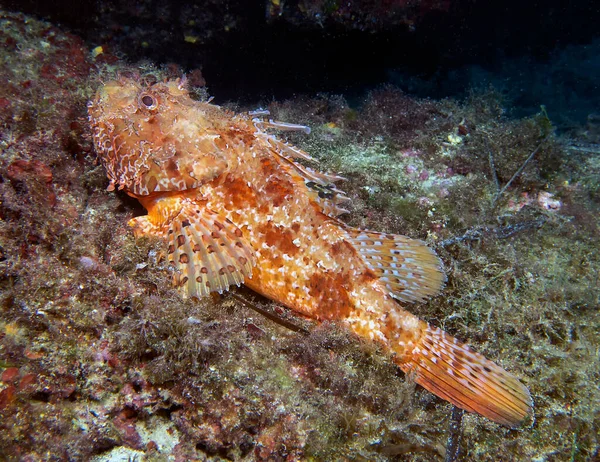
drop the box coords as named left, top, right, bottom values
left=138, top=92, right=158, bottom=111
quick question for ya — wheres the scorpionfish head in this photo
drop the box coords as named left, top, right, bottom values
left=88, top=76, right=228, bottom=196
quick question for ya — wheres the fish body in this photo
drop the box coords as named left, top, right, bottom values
left=88, top=76, right=532, bottom=427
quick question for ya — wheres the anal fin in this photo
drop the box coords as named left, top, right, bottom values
left=346, top=228, right=445, bottom=303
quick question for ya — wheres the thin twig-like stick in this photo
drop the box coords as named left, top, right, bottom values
left=438, top=218, right=546, bottom=247
left=229, top=292, right=309, bottom=334
left=565, top=143, right=600, bottom=155
left=488, top=150, right=500, bottom=193
left=492, top=136, right=549, bottom=206
left=444, top=406, right=464, bottom=462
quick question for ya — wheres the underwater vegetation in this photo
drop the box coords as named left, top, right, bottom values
left=0, top=8, right=599, bottom=462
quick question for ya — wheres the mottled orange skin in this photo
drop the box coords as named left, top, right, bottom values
left=88, top=76, right=533, bottom=427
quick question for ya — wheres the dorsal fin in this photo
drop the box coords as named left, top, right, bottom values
left=345, top=228, right=445, bottom=302
left=258, top=133, right=351, bottom=217
left=259, top=132, right=316, bottom=162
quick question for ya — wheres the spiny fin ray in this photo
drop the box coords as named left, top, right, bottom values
left=259, top=134, right=351, bottom=217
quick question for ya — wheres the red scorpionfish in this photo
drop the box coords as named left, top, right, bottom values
left=88, top=75, right=533, bottom=427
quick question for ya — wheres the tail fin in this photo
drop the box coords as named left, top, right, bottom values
left=399, top=324, right=533, bottom=427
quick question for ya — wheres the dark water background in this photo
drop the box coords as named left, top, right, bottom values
left=3, top=0, right=599, bottom=130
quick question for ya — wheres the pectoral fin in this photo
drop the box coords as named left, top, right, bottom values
left=129, top=198, right=256, bottom=298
